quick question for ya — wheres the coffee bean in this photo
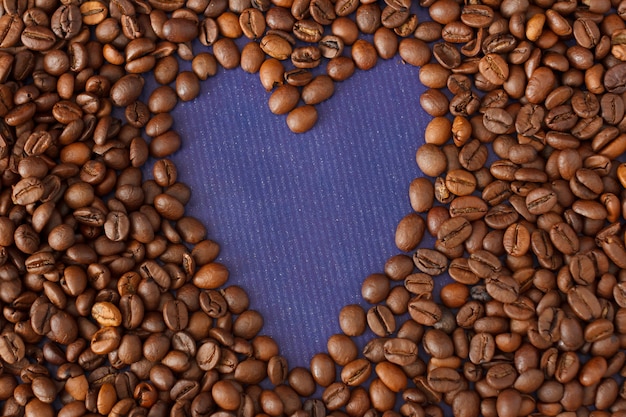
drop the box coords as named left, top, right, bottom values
left=319, top=35, right=344, bottom=59
left=351, top=39, right=377, bottom=70
left=485, top=274, right=519, bottom=303
left=239, top=8, right=265, bottom=39
left=0, top=332, right=26, bottom=364
left=413, top=248, right=447, bottom=276
left=395, top=212, right=425, bottom=252
left=366, top=305, right=395, bottom=337
left=284, top=68, right=314, bottom=86
left=268, top=84, right=300, bottom=115
left=291, top=46, right=322, bottom=69
left=469, top=332, right=495, bottom=364
left=310, top=353, right=336, bottom=387
left=263, top=355, right=287, bottom=386
left=301, top=75, right=334, bottom=105
left=286, top=105, right=318, bottom=133
left=110, top=74, right=144, bottom=107
left=341, top=358, right=371, bottom=386
left=375, top=361, right=407, bottom=393
left=213, top=38, right=241, bottom=69
left=408, top=178, right=434, bottom=213
left=427, top=366, right=461, bottom=393
left=193, top=262, right=229, bottom=289
left=437, top=216, right=472, bottom=249
left=287, top=367, right=316, bottom=398
left=408, top=298, right=442, bottom=326
left=338, top=304, right=366, bottom=337
left=260, top=34, right=292, bottom=60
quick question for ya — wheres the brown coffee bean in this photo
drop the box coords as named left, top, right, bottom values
left=327, top=334, right=358, bottom=366
left=395, top=212, right=425, bottom=252
left=192, top=262, right=229, bottom=289
left=413, top=248, right=447, bottom=276
left=301, top=75, right=334, bottom=105
left=445, top=169, right=477, bottom=196
left=310, top=353, right=336, bottom=387
left=341, top=358, right=372, bottom=386
left=110, top=74, right=144, bottom=107
left=0, top=332, right=26, bottom=364
left=213, top=38, right=241, bottom=69
left=260, top=34, right=293, bottom=60
left=212, top=380, right=241, bottom=410
left=322, top=382, right=350, bottom=410
left=423, top=329, right=454, bottom=359
left=409, top=178, right=434, bottom=213
left=266, top=355, right=288, bottom=385
left=339, top=304, right=367, bottom=337
left=375, top=361, right=407, bottom=393
left=426, top=366, right=461, bottom=394
left=408, top=298, right=442, bottom=326
left=175, top=71, right=200, bottom=102
left=240, top=8, right=265, bottom=39
left=268, top=84, right=300, bottom=115
left=90, top=326, right=121, bottom=355
left=579, top=357, right=607, bottom=387
left=288, top=367, right=316, bottom=397
left=437, top=216, right=472, bottom=249
left=420, top=89, right=449, bottom=117
left=162, top=300, right=189, bottom=331
left=291, top=46, right=322, bottom=69
left=367, top=305, right=396, bottom=337
left=383, top=338, right=418, bottom=366
left=319, top=35, right=344, bottom=59
left=567, top=285, right=602, bottom=321
left=286, top=105, right=318, bottom=133
left=284, top=68, right=314, bottom=86
left=351, top=39, right=377, bottom=71
left=469, top=332, right=495, bottom=364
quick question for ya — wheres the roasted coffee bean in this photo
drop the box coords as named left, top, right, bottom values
left=319, top=35, right=344, bottom=59
left=367, top=305, right=395, bottom=337
left=408, top=298, right=442, bottom=326
left=286, top=105, right=318, bottom=133
left=483, top=108, right=514, bottom=134
left=413, top=248, right=447, bottom=275
left=327, top=334, right=358, bottom=366
left=351, top=39, right=377, bottom=70
left=265, top=355, right=288, bottom=386
left=301, top=75, right=333, bottom=105
left=284, top=68, right=314, bottom=86
left=310, top=353, right=336, bottom=387
left=437, top=216, right=471, bottom=249
left=427, top=366, right=461, bottom=393
left=383, top=338, right=418, bottom=366
left=479, top=53, right=509, bottom=86
left=339, top=304, right=366, bottom=337
left=341, top=358, right=371, bottom=386
left=322, top=382, right=350, bottom=410
left=260, top=34, right=292, bottom=60
left=110, top=74, right=144, bottom=107
left=485, top=274, right=519, bottom=303
left=268, top=85, right=300, bottom=115
left=291, top=46, right=322, bottom=69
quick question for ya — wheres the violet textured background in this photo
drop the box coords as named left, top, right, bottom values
left=166, top=55, right=430, bottom=368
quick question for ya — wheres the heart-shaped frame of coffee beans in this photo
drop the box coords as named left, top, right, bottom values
left=1, top=0, right=626, bottom=416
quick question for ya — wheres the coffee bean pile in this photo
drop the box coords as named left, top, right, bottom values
left=2, top=0, right=626, bottom=416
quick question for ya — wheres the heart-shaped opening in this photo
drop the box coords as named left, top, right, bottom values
left=168, top=59, right=429, bottom=365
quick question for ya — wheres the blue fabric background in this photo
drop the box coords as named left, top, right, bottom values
left=166, top=53, right=431, bottom=368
